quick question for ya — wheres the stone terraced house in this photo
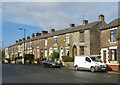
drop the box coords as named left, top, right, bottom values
left=5, top=14, right=106, bottom=61
left=100, top=18, right=120, bottom=71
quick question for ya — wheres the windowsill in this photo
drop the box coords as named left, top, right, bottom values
left=109, top=41, right=117, bottom=44
left=79, top=41, right=85, bottom=42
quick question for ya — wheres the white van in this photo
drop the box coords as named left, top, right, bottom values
left=74, top=55, right=107, bottom=72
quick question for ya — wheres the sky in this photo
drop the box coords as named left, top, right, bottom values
left=1, top=0, right=119, bottom=48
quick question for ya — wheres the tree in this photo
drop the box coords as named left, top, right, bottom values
left=24, top=54, right=34, bottom=64
left=50, top=51, right=59, bottom=61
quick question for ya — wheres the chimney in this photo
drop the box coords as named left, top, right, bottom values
left=38, top=33, right=41, bottom=36
left=70, top=24, right=75, bottom=28
left=42, top=31, right=48, bottom=35
left=83, top=20, right=88, bottom=25
left=19, top=39, right=22, bottom=42
left=16, top=40, right=18, bottom=43
left=51, top=28, right=55, bottom=33
left=98, top=14, right=104, bottom=22
left=27, top=36, right=30, bottom=39
left=22, top=38, right=25, bottom=41
left=32, top=33, right=35, bottom=38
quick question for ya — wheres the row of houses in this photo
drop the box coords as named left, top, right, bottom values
left=4, top=14, right=120, bottom=71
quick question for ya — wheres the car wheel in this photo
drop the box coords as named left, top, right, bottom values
left=50, top=65, right=53, bottom=68
left=90, top=67, right=95, bottom=72
left=75, top=66, right=79, bottom=71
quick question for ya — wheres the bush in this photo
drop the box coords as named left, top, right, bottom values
left=50, top=52, right=59, bottom=61
left=42, top=57, right=47, bottom=61
left=24, top=54, right=34, bottom=60
left=62, top=56, right=74, bottom=62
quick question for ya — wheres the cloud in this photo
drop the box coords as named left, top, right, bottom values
left=2, top=2, right=118, bottom=31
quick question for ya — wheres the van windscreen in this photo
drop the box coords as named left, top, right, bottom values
left=90, top=57, right=102, bottom=62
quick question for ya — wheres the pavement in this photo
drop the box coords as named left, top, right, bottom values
left=64, top=67, right=120, bottom=75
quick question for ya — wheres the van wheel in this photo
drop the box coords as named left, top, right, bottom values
left=90, top=67, right=95, bottom=72
left=75, top=66, right=79, bottom=71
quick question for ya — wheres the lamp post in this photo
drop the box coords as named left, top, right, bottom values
left=19, top=28, right=26, bottom=64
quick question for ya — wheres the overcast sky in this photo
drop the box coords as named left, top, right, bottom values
left=1, top=1, right=119, bottom=48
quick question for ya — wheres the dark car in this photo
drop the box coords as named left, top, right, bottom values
left=42, top=60, right=61, bottom=68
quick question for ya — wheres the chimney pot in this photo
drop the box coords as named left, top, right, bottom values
left=16, top=40, right=18, bottom=43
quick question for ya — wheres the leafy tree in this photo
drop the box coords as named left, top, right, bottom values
left=24, top=54, right=34, bottom=64
left=50, top=51, right=59, bottom=61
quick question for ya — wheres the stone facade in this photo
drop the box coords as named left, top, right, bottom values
left=100, top=19, right=120, bottom=71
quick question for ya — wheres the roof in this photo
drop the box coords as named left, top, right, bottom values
left=7, top=21, right=100, bottom=48
left=101, top=18, right=120, bottom=30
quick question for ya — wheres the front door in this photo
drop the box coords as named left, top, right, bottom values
left=40, top=50, right=43, bottom=61
left=73, top=45, right=77, bottom=57
left=103, top=51, right=106, bottom=63
left=60, top=48, right=64, bottom=60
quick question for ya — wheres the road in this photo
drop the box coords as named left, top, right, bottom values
left=2, top=64, right=119, bottom=83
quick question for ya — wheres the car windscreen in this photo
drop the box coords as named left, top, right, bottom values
left=90, top=57, right=102, bottom=62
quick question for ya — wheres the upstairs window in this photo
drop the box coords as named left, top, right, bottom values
left=110, top=29, right=117, bottom=42
left=80, top=32, right=84, bottom=42
left=45, top=40, right=47, bottom=46
left=54, top=36, right=58, bottom=45
left=66, top=34, right=70, bottom=43
left=37, top=42, right=40, bottom=47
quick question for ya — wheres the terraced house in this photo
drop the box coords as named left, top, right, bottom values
left=5, top=15, right=106, bottom=64
left=100, top=18, right=120, bottom=71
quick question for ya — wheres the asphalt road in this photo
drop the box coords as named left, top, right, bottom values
left=2, top=64, right=119, bottom=83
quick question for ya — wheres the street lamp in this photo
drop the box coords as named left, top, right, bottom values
left=19, top=28, right=26, bottom=64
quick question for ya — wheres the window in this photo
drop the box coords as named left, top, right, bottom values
left=80, top=32, right=84, bottom=42
left=66, top=49, right=69, bottom=56
left=54, top=36, right=58, bottom=45
left=110, top=30, right=117, bottom=42
left=85, top=57, right=91, bottom=62
left=37, top=42, right=40, bottom=47
left=66, top=34, right=70, bottom=43
left=45, top=40, right=47, bottom=46
left=80, top=46, right=84, bottom=55
left=29, top=42, right=32, bottom=48
left=110, top=49, right=117, bottom=61
left=45, top=50, right=47, bottom=57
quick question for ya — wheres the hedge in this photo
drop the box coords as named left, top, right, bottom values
left=62, top=56, right=74, bottom=62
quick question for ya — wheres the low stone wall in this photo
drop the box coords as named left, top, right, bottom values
left=64, top=62, right=74, bottom=68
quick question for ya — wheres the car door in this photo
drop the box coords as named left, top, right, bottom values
left=84, top=57, right=91, bottom=70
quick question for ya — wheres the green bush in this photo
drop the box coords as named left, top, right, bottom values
left=50, top=52, right=59, bottom=61
left=62, top=56, right=74, bottom=62
left=42, top=57, right=47, bottom=61
left=24, top=54, right=34, bottom=60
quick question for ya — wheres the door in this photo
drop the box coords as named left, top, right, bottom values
left=73, top=45, right=77, bottom=57
left=103, top=51, right=106, bottom=63
left=40, top=50, right=43, bottom=61
left=60, top=47, right=64, bottom=60
left=84, top=57, right=91, bottom=69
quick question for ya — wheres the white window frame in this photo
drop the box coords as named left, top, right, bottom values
left=66, top=34, right=70, bottom=43
left=44, top=50, right=47, bottom=57
left=45, top=40, right=47, bottom=46
left=54, top=36, right=58, bottom=45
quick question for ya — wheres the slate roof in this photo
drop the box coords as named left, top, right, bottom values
left=101, top=18, right=120, bottom=30
left=7, top=21, right=100, bottom=47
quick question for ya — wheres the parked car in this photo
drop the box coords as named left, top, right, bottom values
left=74, top=55, right=107, bottom=72
left=42, top=60, right=61, bottom=68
